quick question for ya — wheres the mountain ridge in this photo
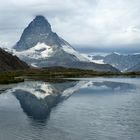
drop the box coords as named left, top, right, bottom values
left=90, top=52, right=140, bottom=71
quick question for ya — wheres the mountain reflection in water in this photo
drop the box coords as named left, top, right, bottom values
left=2, top=79, right=135, bottom=123
left=11, top=80, right=88, bottom=122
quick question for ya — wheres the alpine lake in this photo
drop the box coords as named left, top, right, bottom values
left=0, top=77, right=140, bottom=140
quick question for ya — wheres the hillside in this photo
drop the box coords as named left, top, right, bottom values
left=0, top=48, right=29, bottom=72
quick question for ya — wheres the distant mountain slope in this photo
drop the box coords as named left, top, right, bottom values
left=63, top=61, right=119, bottom=72
left=0, top=48, right=29, bottom=72
left=90, top=53, right=140, bottom=71
left=13, top=15, right=119, bottom=72
left=127, top=63, right=140, bottom=72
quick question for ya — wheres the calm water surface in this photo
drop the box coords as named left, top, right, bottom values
left=0, top=77, right=140, bottom=140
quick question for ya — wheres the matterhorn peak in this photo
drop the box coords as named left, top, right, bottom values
left=31, top=15, right=52, bottom=31
left=14, top=15, right=52, bottom=51
left=34, top=15, right=47, bottom=21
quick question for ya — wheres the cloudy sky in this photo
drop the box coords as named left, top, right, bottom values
left=0, top=0, right=140, bottom=51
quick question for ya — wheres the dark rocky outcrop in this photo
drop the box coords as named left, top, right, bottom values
left=0, top=48, right=29, bottom=72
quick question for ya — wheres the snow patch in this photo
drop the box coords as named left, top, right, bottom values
left=112, top=52, right=121, bottom=55
left=14, top=43, right=54, bottom=59
left=81, top=53, right=105, bottom=64
left=62, top=45, right=89, bottom=62
left=92, top=59, right=105, bottom=64
left=31, top=63, right=38, bottom=67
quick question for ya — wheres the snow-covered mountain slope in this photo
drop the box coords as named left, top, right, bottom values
left=14, top=42, right=89, bottom=62
left=13, top=15, right=119, bottom=72
left=62, top=44, right=89, bottom=62
left=14, top=43, right=54, bottom=60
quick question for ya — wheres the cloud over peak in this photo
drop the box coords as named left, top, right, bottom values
left=0, top=0, right=140, bottom=48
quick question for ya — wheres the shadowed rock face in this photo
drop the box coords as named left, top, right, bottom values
left=0, top=48, right=29, bottom=72
left=14, top=15, right=53, bottom=51
left=13, top=16, right=119, bottom=72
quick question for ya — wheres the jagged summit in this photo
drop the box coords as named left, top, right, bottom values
left=14, top=15, right=53, bottom=51
left=31, top=15, right=52, bottom=32
left=34, top=15, right=49, bottom=22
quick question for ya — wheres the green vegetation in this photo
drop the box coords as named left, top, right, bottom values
left=0, top=67, right=140, bottom=84
left=0, top=74, right=24, bottom=84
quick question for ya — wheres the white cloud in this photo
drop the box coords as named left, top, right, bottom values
left=0, top=0, right=140, bottom=48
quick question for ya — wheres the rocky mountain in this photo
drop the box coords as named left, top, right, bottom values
left=0, top=48, right=29, bottom=72
left=13, top=15, right=119, bottom=72
left=90, top=52, right=140, bottom=71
